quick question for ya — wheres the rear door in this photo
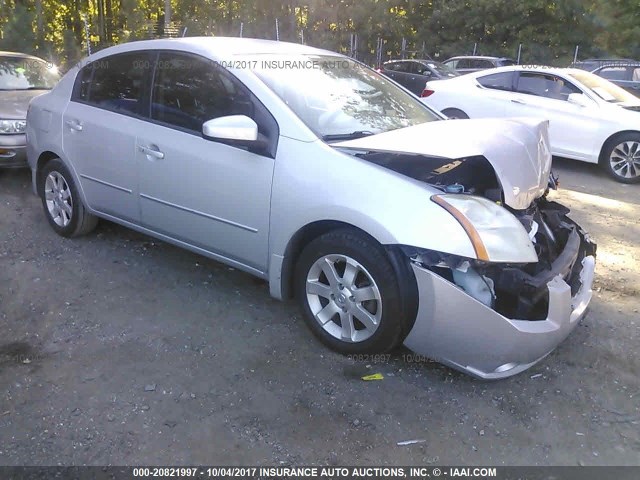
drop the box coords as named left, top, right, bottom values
left=136, top=51, right=278, bottom=271
left=410, top=62, right=435, bottom=95
left=387, top=61, right=414, bottom=91
left=63, top=52, right=153, bottom=222
left=381, top=62, right=399, bottom=82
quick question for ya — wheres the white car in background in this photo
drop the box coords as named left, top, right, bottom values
left=421, top=66, right=640, bottom=183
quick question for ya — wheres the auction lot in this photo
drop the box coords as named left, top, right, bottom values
left=0, top=159, right=638, bottom=466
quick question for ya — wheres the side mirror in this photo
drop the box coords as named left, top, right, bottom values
left=202, top=115, right=258, bottom=143
left=567, top=93, right=591, bottom=107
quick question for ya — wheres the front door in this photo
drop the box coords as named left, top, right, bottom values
left=137, top=52, right=277, bottom=272
left=507, top=72, right=601, bottom=160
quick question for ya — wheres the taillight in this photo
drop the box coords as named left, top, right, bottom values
left=421, top=89, right=435, bottom=98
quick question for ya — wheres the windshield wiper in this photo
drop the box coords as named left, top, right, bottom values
left=322, top=130, right=375, bottom=142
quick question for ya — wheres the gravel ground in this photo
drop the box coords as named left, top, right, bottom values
left=0, top=158, right=638, bottom=466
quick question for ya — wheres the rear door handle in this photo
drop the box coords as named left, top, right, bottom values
left=511, top=98, right=526, bottom=105
left=65, top=119, right=83, bottom=131
left=138, top=145, right=165, bottom=159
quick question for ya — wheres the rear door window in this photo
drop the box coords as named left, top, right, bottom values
left=471, top=59, right=494, bottom=69
left=598, top=66, right=631, bottom=81
left=392, top=62, right=411, bottom=73
left=477, top=72, right=514, bottom=91
left=72, top=52, right=152, bottom=116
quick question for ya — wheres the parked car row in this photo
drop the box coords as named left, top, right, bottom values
left=421, top=65, right=640, bottom=183
left=17, top=37, right=598, bottom=379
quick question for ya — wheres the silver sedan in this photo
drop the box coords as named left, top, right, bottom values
left=26, top=38, right=597, bottom=379
left=0, top=52, right=59, bottom=167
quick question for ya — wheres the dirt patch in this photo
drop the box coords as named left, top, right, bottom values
left=0, top=161, right=639, bottom=466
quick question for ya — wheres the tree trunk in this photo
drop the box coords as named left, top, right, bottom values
left=105, top=0, right=112, bottom=42
left=97, top=0, right=105, bottom=44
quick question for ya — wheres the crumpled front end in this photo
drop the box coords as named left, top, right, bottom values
left=402, top=198, right=597, bottom=379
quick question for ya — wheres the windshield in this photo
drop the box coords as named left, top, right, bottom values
left=251, top=55, right=440, bottom=139
left=427, top=62, right=459, bottom=78
left=0, top=56, right=60, bottom=90
left=569, top=69, right=639, bottom=104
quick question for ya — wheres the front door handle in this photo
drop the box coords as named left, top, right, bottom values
left=511, top=98, right=526, bottom=105
left=138, top=145, right=165, bottom=159
left=65, top=119, right=83, bottom=131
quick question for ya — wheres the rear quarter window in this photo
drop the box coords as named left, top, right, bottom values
left=477, top=72, right=514, bottom=91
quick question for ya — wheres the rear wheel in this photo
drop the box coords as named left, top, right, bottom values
left=442, top=108, right=469, bottom=120
left=600, top=133, right=640, bottom=183
left=39, top=158, right=98, bottom=237
left=295, top=229, right=410, bottom=354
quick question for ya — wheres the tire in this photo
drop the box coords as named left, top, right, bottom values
left=599, top=133, right=640, bottom=184
left=39, top=158, right=98, bottom=237
left=442, top=108, right=469, bottom=120
left=294, top=228, right=411, bottom=354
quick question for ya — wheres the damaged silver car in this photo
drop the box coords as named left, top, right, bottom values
left=26, top=38, right=596, bottom=379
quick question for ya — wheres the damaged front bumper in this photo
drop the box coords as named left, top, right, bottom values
left=403, top=229, right=596, bottom=380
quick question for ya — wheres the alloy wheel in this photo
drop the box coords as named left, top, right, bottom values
left=44, top=171, right=73, bottom=227
left=609, top=140, right=640, bottom=179
left=305, top=254, right=382, bottom=343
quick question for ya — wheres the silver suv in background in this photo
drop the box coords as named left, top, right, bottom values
left=443, top=55, right=516, bottom=74
left=575, top=61, right=640, bottom=96
left=0, top=52, right=60, bottom=167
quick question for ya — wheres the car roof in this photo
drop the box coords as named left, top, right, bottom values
left=384, top=59, right=441, bottom=65
left=444, top=55, right=513, bottom=61
left=581, top=57, right=635, bottom=62
left=465, top=65, right=585, bottom=78
left=85, top=37, right=341, bottom=62
left=593, top=62, right=640, bottom=68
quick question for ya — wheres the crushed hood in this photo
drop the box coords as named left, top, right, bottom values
left=333, top=117, right=552, bottom=210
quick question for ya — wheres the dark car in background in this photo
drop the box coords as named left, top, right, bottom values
left=574, top=60, right=640, bottom=96
left=0, top=51, right=60, bottom=168
left=570, top=58, right=636, bottom=71
left=379, top=59, right=459, bottom=95
left=442, top=55, right=516, bottom=74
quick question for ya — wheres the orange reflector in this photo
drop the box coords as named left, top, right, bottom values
left=431, top=196, right=490, bottom=261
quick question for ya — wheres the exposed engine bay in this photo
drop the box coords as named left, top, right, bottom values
left=355, top=151, right=504, bottom=203
left=353, top=151, right=598, bottom=321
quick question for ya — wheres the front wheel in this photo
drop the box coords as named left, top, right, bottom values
left=39, top=158, right=98, bottom=237
left=600, top=133, right=640, bottom=183
left=294, top=229, right=410, bottom=354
